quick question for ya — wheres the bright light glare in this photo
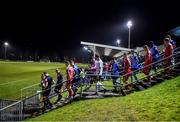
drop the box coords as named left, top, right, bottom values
left=127, top=20, right=132, bottom=28
left=4, top=42, right=9, bottom=46
left=84, top=46, right=88, bottom=50
left=117, top=39, right=120, bottom=44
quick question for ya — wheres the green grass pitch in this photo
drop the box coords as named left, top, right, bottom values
left=0, top=61, right=86, bottom=100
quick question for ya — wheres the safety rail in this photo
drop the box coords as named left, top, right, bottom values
left=0, top=100, right=23, bottom=121
left=81, top=49, right=180, bottom=96
left=0, top=80, right=69, bottom=121
left=122, top=51, right=180, bottom=78
left=140, top=47, right=180, bottom=66
left=0, top=99, right=17, bottom=109
left=132, top=61, right=180, bottom=85
left=85, top=47, right=180, bottom=79
left=22, top=79, right=68, bottom=105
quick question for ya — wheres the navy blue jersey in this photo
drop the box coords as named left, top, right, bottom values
left=46, top=76, right=53, bottom=88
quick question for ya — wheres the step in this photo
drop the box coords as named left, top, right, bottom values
left=142, top=79, right=152, bottom=86
left=151, top=77, right=164, bottom=82
left=174, top=65, right=180, bottom=70
left=155, top=74, right=164, bottom=78
left=138, top=81, right=151, bottom=88
left=171, top=70, right=180, bottom=75
left=82, top=95, right=104, bottom=99
left=81, top=91, right=98, bottom=96
left=81, top=90, right=109, bottom=96
left=169, top=72, right=179, bottom=77
left=124, top=86, right=134, bottom=94
left=82, top=91, right=120, bottom=97
left=124, top=90, right=133, bottom=95
left=162, top=75, right=173, bottom=80
left=171, top=69, right=180, bottom=73
left=103, top=93, right=121, bottom=97
left=132, top=83, right=145, bottom=91
left=23, top=106, right=41, bottom=114
left=149, top=80, right=158, bottom=86
left=23, top=114, right=32, bottom=119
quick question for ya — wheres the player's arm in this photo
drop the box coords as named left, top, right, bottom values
left=170, top=45, right=173, bottom=55
left=52, top=79, right=56, bottom=85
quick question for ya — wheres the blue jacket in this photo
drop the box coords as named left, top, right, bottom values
left=170, top=39, right=176, bottom=46
left=130, top=55, right=140, bottom=69
left=73, top=64, right=80, bottom=80
left=111, top=62, right=119, bottom=77
left=150, top=45, right=159, bottom=59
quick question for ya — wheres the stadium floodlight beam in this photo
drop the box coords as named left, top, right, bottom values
left=4, top=42, right=9, bottom=60
left=117, top=39, right=120, bottom=47
left=127, top=20, right=132, bottom=48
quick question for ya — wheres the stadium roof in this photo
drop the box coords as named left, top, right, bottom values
left=81, top=41, right=133, bottom=57
left=81, top=41, right=164, bottom=58
left=168, top=26, right=180, bottom=37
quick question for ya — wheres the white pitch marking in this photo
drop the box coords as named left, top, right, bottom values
left=0, top=79, right=27, bottom=86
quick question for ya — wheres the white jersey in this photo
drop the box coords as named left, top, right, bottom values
left=99, top=59, right=103, bottom=76
left=95, top=58, right=103, bottom=75
left=95, top=60, right=99, bottom=75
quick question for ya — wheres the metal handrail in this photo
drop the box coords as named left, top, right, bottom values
left=126, top=61, right=180, bottom=86
left=132, top=47, right=180, bottom=68
left=0, top=100, right=22, bottom=111
left=21, top=80, right=68, bottom=102
left=122, top=51, right=180, bottom=78
left=84, top=47, right=180, bottom=78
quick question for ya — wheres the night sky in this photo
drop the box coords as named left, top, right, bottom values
left=0, top=1, right=179, bottom=60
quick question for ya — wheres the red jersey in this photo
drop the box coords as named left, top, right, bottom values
left=142, top=50, right=152, bottom=75
left=66, top=65, right=74, bottom=82
left=164, top=43, right=173, bottom=58
left=144, top=50, right=152, bottom=66
left=123, top=57, right=131, bottom=73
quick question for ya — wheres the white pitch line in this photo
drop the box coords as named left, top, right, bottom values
left=0, top=62, right=25, bottom=64
left=0, top=79, right=27, bottom=86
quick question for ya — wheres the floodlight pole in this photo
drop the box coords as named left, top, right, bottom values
left=4, top=42, right=8, bottom=60
left=5, top=46, right=7, bottom=59
left=127, top=20, right=132, bottom=49
left=128, top=27, right=131, bottom=49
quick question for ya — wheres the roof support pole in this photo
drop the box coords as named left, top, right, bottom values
left=93, top=45, right=96, bottom=59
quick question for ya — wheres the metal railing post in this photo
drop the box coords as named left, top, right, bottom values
left=80, top=82, right=83, bottom=98
left=20, top=100, right=23, bottom=120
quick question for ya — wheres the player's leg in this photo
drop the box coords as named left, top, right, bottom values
left=112, top=78, right=117, bottom=92
left=54, top=84, right=63, bottom=104
left=68, top=81, right=74, bottom=100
